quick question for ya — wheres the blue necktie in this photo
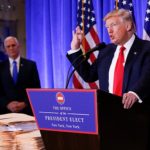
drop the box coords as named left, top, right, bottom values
left=12, top=61, right=18, bottom=83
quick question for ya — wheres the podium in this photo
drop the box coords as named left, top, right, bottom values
left=27, top=89, right=150, bottom=150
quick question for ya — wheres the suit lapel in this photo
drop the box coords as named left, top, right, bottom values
left=17, top=58, right=25, bottom=84
left=3, top=60, right=15, bottom=85
left=100, top=44, right=116, bottom=91
left=123, top=38, right=141, bottom=92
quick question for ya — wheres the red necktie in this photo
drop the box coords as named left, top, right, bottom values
left=113, top=46, right=126, bottom=96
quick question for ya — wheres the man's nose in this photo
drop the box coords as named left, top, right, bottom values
left=9, top=46, right=13, bottom=49
left=9, top=45, right=15, bottom=49
left=107, top=28, right=113, bottom=34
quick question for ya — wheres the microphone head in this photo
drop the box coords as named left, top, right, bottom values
left=96, top=42, right=106, bottom=49
left=84, top=42, right=106, bottom=58
left=88, top=42, right=106, bottom=53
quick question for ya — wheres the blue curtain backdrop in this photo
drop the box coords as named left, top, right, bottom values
left=25, top=0, right=147, bottom=88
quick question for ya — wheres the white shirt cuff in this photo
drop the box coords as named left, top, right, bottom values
left=128, top=91, right=143, bottom=103
left=67, top=48, right=80, bottom=55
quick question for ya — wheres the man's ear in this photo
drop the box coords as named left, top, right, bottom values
left=126, top=22, right=132, bottom=31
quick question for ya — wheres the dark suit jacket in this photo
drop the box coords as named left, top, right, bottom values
left=0, top=57, right=41, bottom=115
left=67, top=37, right=150, bottom=104
left=0, top=51, right=7, bottom=61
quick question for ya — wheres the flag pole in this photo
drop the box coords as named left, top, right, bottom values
left=81, top=0, right=85, bottom=53
left=116, top=0, right=119, bottom=10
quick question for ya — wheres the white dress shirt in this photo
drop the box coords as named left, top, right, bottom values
left=9, top=56, right=20, bottom=77
left=108, top=34, right=135, bottom=93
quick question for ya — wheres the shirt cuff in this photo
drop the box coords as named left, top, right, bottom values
left=67, top=48, right=80, bottom=55
left=128, top=91, right=143, bottom=103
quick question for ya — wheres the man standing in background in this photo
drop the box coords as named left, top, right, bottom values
left=0, top=36, right=41, bottom=115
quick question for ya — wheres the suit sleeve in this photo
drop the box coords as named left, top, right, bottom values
left=131, top=50, right=150, bottom=103
left=67, top=50, right=98, bottom=82
left=27, top=62, right=41, bottom=88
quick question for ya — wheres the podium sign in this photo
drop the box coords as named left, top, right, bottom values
left=27, top=89, right=98, bottom=135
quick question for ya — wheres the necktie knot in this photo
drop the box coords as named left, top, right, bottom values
left=120, top=46, right=126, bottom=53
left=119, top=46, right=126, bottom=63
left=13, top=60, right=16, bottom=65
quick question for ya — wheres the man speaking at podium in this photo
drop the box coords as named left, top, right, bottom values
left=67, top=9, right=150, bottom=109
left=0, top=36, right=41, bottom=115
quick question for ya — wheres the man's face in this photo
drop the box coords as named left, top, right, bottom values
left=105, top=16, right=129, bottom=45
left=4, top=38, right=20, bottom=59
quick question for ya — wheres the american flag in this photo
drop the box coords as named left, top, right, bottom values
left=143, top=0, right=150, bottom=41
left=115, top=0, right=135, bottom=23
left=73, top=0, right=100, bottom=89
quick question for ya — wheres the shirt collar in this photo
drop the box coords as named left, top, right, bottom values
left=124, top=34, right=135, bottom=50
left=118, top=34, right=135, bottom=50
left=9, top=56, right=21, bottom=65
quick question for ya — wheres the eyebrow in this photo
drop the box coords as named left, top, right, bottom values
left=5, top=44, right=17, bottom=47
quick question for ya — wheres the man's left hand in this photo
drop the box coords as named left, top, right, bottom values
left=122, top=93, right=138, bottom=109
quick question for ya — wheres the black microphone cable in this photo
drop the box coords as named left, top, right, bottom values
left=65, top=56, right=87, bottom=88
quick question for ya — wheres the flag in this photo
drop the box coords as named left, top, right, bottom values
left=73, top=0, right=100, bottom=89
left=143, top=0, right=150, bottom=41
left=115, top=0, right=135, bottom=23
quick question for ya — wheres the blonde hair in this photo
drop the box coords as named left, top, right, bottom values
left=104, top=9, right=136, bottom=32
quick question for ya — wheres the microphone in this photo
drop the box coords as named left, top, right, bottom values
left=65, top=42, right=106, bottom=88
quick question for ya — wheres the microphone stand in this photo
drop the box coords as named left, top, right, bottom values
left=65, top=56, right=87, bottom=89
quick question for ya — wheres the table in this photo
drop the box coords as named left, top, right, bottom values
left=0, top=113, right=45, bottom=150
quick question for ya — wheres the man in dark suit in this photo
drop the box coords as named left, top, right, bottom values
left=0, top=51, right=7, bottom=61
left=0, top=36, right=41, bottom=115
left=67, top=9, right=150, bottom=109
